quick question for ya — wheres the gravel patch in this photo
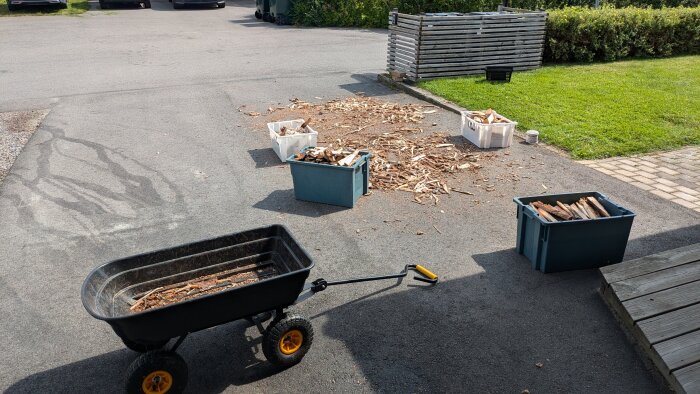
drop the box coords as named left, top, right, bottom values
left=0, top=109, right=48, bottom=184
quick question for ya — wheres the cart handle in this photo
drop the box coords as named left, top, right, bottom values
left=294, top=264, right=438, bottom=304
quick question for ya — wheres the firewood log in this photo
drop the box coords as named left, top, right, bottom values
left=586, top=196, right=610, bottom=217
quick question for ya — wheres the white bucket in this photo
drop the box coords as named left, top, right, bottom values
left=525, top=130, right=539, bottom=144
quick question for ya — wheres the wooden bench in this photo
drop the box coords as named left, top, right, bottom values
left=600, top=243, right=700, bottom=393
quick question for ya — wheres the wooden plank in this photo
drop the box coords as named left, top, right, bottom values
left=413, top=20, right=546, bottom=29
left=417, top=14, right=545, bottom=22
left=637, top=302, right=700, bottom=346
left=415, top=64, right=539, bottom=79
left=611, top=260, right=700, bottom=301
left=653, top=329, right=700, bottom=373
left=417, top=45, right=544, bottom=59
left=420, top=39, right=545, bottom=51
left=417, top=56, right=542, bottom=69
left=420, top=27, right=546, bottom=36
left=391, top=26, right=547, bottom=37
left=420, top=34, right=546, bottom=45
left=601, top=243, right=700, bottom=283
left=420, top=23, right=546, bottom=32
left=419, top=48, right=542, bottom=57
left=673, top=362, right=700, bottom=394
left=387, top=46, right=417, bottom=57
left=623, top=280, right=700, bottom=321
left=419, top=20, right=547, bottom=29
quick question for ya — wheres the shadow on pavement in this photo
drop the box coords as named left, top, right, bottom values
left=624, top=223, right=700, bottom=260
left=247, top=148, right=285, bottom=169
left=253, top=189, right=348, bottom=217
left=339, top=74, right=401, bottom=98
left=99, top=2, right=144, bottom=9
left=149, top=0, right=222, bottom=11
left=5, top=321, right=283, bottom=393
left=316, top=246, right=664, bottom=393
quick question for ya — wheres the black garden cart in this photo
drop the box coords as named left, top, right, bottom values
left=81, top=225, right=437, bottom=393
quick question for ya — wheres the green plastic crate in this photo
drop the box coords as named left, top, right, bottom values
left=288, top=149, right=370, bottom=208
left=513, top=192, right=635, bottom=273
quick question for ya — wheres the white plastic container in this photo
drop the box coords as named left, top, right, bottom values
left=268, top=119, right=318, bottom=162
left=460, top=111, right=517, bottom=149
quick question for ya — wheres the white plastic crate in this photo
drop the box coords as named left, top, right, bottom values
left=268, top=119, right=318, bottom=162
left=460, top=111, right=517, bottom=149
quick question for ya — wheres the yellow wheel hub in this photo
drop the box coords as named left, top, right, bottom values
left=142, top=370, right=173, bottom=394
left=279, top=329, right=303, bottom=355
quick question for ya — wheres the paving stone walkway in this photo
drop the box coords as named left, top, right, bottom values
left=581, top=147, right=700, bottom=213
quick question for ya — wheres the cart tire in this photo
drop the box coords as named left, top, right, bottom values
left=254, top=10, right=261, bottom=19
left=262, top=313, right=313, bottom=368
left=125, top=350, right=188, bottom=394
left=122, top=337, right=169, bottom=353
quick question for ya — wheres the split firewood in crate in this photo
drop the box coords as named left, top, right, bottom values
left=586, top=196, right=611, bottom=217
left=293, top=146, right=362, bottom=167
left=532, top=201, right=572, bottom=221
left=467, top=109, right=510, bottom=124
left=279, top=118, right=312, bottom=136
left=530, top=197, right=611, bottom=222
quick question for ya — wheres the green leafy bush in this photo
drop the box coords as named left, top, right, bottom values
left=546, top=7, right=700, bottom=61
left=290, top=0, right=700, bottom=27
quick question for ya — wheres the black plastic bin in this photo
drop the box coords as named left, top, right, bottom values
left=513, top=192, right=635, bottom=273
left=485, top=66, right=513, bottom=82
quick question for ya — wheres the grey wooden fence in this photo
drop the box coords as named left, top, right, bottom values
left=387, top=7, right=547, bottom=81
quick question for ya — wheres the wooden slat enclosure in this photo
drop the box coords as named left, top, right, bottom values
left=600, top=243, right=700, bottom=394
left=387, top=7, right=547, bottom=81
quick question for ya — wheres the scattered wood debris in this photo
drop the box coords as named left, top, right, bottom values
left=529, top=197, right=611, bottom=222
left=336, top=132, right=480, bottom=204
left=279, top=118, right=312, bottom=136
left=130, top=263, right=278, bottom=313
left=258, top=96, right=503, bottom=204
left=293, top=146, right=362, bottom=167
left=466, top=109, right=511, bottom=124
left=288, top=97, right=429, bottom=126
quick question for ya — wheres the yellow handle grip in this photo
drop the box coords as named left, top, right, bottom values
left=415, top=264, right=438, bottom=280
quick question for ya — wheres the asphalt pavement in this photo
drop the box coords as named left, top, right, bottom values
left=1, top=1, right=698, bottom=392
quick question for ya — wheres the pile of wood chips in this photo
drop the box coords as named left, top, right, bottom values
left=467, top=109, right=511, bottom=124
left=289, top=97, right=430, bottom=126
left=294, top=146, right=363, bottom=166
left=261, top=95, right=486, bottom=204
left=337, top=133, right=480, bottom=204
left=530, top=197, right=611, bottom=222
left=129, top=264, right=278, bottom=313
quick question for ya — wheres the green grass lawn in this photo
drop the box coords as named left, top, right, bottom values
left=419, top=56, right=700, bottom=159
left=0, top=0, right=89, bottom=16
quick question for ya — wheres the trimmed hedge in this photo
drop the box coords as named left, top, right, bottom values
left=546, top=7, right=700, bottom=61
left=290, top=0, right=700, bottom=28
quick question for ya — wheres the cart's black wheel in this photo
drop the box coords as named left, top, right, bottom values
left=122, top=337, right=169, bottom=353
left=125, top=350, right=188, bottom=394
left=254, top=10, right=261, bottom=19
left=262, top=313, right=313, bottom=368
